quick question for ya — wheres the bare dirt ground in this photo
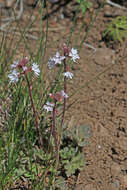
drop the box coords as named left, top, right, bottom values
left=1, top=0, right=127, bottom=189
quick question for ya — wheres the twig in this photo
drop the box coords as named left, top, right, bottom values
left=1, top=0, right=24, bottom=22
left=84, top=42, right=97, bottom=52
left=106, top=0, right=127, bottom=10
left=10, top=26, right=66, bottom=32
left=0, top=25, right=65, bottom=40
left=0, top=22, right=11, bottom=30
left=0, top=28, right=38, bottom=40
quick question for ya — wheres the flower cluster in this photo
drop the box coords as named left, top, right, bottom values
left=44, top=90, right=68, bottom=112
left=48, top=48, right=79, bottom=69
left=8, top=58, right=40, bottom=83
left=50, top=90, right=69, bottom=101
left=43, top=102, right=55, bottom=112
left=48, top=47, right=79, bottom=80
left=44, top=46, right=80, bottom=113
left=48, top=52, right=65, bottom=69
left=8, top=69, right=19, bottom=83
left=69, top=48, right=80, bottom=63
left=32, top=63, right=40, bottom=77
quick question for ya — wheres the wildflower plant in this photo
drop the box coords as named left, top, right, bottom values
left=6, top=44, right=83, bottom=188
left=0, top=0, right=106, bottom=187
left=8, top=57, right=43, bottom=149
left=44, top=44, right=80, bottom=161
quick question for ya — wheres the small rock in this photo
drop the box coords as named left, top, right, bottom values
left=5, top=0, right=15, bottom=7
left=109, top=181, right=120, bottom=190
left=120, top=175, right=127, bottom=189
left=98, top=126, right=109, bottom=137
left=110, top=162, right=121, bottom=177
left=111, top=180, right=120, bottom=189
left=93, top=48, right=115, bottom=66
left=113, top=9, right=126, bottom=17
left=119, top=137, right=127, bottom=151
left=85, top=184, right=96, bottom=190
left=98, top=145, right=101, bottom=149
left=104, top=5, right=113, bottom=17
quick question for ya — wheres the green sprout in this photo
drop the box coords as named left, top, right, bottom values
left=104, top=15, right=127, bottom=42
left=76, top=0, right=92, bottom=13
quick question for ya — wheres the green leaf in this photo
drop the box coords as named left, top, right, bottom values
left=76, top=0, right=92, bottom=13
left=64, top=152, right=85, bottom=177
left=55, top=177, right=67, bottom=190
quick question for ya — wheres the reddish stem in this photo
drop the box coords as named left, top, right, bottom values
left=60, top=55, right=67, bottom=131
left=55, top=54, right=67, bottom=166
left=25, top=74, right=43, bottom=149
left=52, top=99, right=58, bottom=152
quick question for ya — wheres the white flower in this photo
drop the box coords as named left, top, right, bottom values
left=11, top=61, right=18, bottom=68
left=32, top=63, right=40, bottom=77
left=43, top=105, right=53, bottom=112
left=61, top=90, right=69, bottom=98
left=43, top=101, right=54, bottom=112
left=69, top=48, right=80, bottom=63
left=48, top=52, right=65, bottom=69
left=54, top=52, right=65, bottom=64
left=63, top=71, right=73, bottom=79
left=10, top=61, right=19, bottom=69
left=46, top=102, right=55, bottom=107
left=48, top=57, right=55, bottom=69
left=8, top=69, right=19, bottom=83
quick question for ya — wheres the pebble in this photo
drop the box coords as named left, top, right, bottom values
left=120, top=175, right=127, bottom=189
left=110, top=162, right=121, bottom=177
left=104, top=5, right=113, bottom=17
left=118, top=137, right=127, bottom=151
left=84, top=184, right=96, bottom=190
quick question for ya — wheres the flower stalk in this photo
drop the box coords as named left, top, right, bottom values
left=52, top=99, right=58, bottom=152
left=8, top=58, right=43, bottom=148
left=59, top=55, right=67, bottom=140
left=25, top=74, right=43, bottom=149
left=44, top=45, right=80, bottom=166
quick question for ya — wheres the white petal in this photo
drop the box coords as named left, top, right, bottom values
left=32, top=63, right=40, bottom=76
left=23, top=66, right=28, bottom=71
left=63, top=71, right=73, bottom=79
left=46, top=101, right=54, bottom=107
left=48, top=57, right=55, bottom=69
left=69, top=48, right=80, bottom=63
left=10, top=61, right=19, bottom=69
left=8, top=69, right=19, bottom=83
left=61, top=90, right=69, bottom=98
left=43, top=105, right=53, bottom=112
left=55, top=52, right=60, bottom=58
